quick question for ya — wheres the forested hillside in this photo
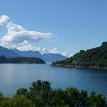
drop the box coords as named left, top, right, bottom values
left=52, top=42, right=107, bottom=69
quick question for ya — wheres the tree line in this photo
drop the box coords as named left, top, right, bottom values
left=0, top=80, right=106, bottom=107
left=0, top=56, right=45, bottom=64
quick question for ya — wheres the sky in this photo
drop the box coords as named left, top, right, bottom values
left=0, top=0, right=107, bottom=57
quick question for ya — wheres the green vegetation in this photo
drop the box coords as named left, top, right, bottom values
left=0, top=56, right=45, bottom=64
left=0, top=80, right=106, bottom=107
left=52, top=42, right=107, bottom=69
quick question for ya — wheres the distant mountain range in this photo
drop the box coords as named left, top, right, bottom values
left=0, top=46, right=66, bottom=62
left=0, top=46, right=19, bottom=58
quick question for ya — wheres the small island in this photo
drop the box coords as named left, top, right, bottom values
left=0, top=56, right=45, bottom=64
left=52, top=42, right=107, bottom=69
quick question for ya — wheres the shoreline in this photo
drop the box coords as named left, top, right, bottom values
left=0, top=62, right=45, bottom=64
left=51, top=64, right=107, bottom=70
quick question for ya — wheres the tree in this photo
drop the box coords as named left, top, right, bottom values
left=28, top=80, right=51, bottom=106
left=79, top=90, right=88, bottom=106
left=9, top=96, right=35, bottom=107
left=66, top=88, right=80, bottom=107
left=49, top=89, right=67, bottom=106
left=0, top=80, right=106, bottom=107
left=88, top=91, right=106, bottom=107
left=16, top=88, right=28, bottom=96
left=29, top=80, right=51, bottom=97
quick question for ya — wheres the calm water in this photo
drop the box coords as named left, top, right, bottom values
left=0, top=64, right=107, bottom=99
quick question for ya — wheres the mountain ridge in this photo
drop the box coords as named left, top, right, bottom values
left=0, top=46, right=19, bottom=58
left=0, top=46, right=66, bottom=62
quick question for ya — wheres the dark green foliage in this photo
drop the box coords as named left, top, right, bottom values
left=0, top=56, right=45, bottom=64
left=0, top=93, right=35, bottom=107
left=29, top=80, right=51, bottom=98
left=98, top=59, right=107, bottom=67
left=79, top=90, right=88, bottom=106
left=16, top=88, right=28, bottom=96
left=48, top=89, right=67, bottom=106
left=28, top=80, right=51, bottom=106
left=88, top=91, right=106, bottom=107
left=0, top=56, right=6, bottom=63
left=0, top=92, right=3, bottom=98
left=101, top=42, right=107, bottom=47
left=66, top=88, right=80, bottom=106
left=53, top=42, right=107, bottom=68
left=0, top=80, right=106, bottom=107
left=9, top=96, right=35, bottom=107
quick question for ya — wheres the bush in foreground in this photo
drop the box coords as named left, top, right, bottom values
left=0, top=80, right=106, bottom=107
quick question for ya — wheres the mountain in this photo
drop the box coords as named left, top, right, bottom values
left=11, top=49, right=66, bottom=62
left=43, top=53, right=67, bottom=62
left=0, top=46, right=19, bottom=58
left=0, top=46, right=67, bottom=62
left=12, top=49, right=43, bottom=59
left=52, top=42, right=107, bottom=69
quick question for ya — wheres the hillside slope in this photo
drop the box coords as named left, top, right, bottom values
left=52, top=42, right=107, bottom=69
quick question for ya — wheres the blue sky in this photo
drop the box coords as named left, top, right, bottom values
left=0, top=0, right=107, bottom=56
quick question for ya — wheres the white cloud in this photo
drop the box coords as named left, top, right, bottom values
left=62, top=51, right=73, bottom=57
left=0, top=15, right=72, bottom=57
left=50, top=48, right=60, bottom=54
left=15, top=40, right=34, bottom=51
left=0, top=15, right=10, bottom=27
left=41, top=48, right=49, bottom=54
left=39, top=48, right=60, bottom=54
left=0, top=22, right=53, bottom=44
left=0, top=15, right=53, bottom=48
left=40, top=48, right=72, bottom=58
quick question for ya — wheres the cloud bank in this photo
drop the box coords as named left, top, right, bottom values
left=0, top=15, right=71, bottom=57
